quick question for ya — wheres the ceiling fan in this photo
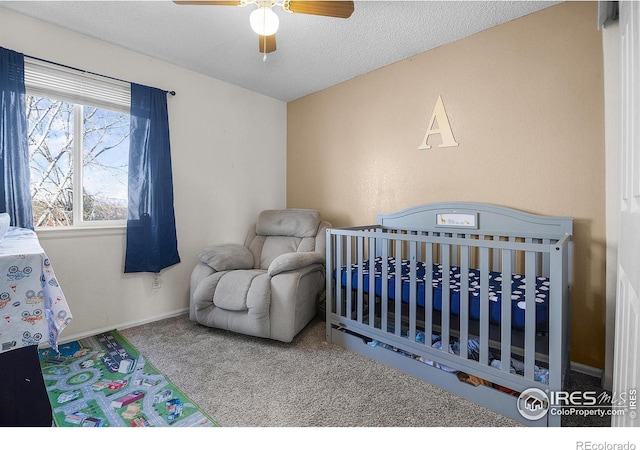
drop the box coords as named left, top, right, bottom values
left=173, top=1, right=355, bottom=58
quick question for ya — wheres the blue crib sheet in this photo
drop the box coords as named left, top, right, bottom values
left=337, top=257, right=550, bottom=330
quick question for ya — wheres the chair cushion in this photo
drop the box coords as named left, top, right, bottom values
left=198, top=244, right=255, bottom=271
left=260, top=236, right=300, bottom=269
left=213, top=270, right=267, bottom=311
left=256, top=209, right=320, bottom=238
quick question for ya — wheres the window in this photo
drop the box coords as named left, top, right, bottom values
left=24, top=59, right=130, bottom=228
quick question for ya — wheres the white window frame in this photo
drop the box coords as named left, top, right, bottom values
left=24, top=58, right=131, bottom=229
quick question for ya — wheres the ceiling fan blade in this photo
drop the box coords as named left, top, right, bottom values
left=172, top=1, right=241, bottom=5
left=259, top=34, right=277, bottom=53
left=286, top=1, right=354, bottom=18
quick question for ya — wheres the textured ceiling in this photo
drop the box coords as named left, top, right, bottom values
left=0, top=0, right=560, bottom=101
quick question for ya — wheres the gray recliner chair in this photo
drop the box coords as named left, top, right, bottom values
left=190, top=209, right=330, bottom=343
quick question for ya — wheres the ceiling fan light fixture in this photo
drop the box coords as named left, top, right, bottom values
left=249, top=6, right=279, bottom=36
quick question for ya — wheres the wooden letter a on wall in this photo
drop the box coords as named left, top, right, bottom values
left=418, top=95, right=459, bottom=149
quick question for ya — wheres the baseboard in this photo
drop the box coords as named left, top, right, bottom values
left=570, top=361, right=604, bottom=380
left=53, top=308, right=189, bottom=345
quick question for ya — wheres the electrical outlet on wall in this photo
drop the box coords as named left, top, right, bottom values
left=152, top=274, right=162, bottom=290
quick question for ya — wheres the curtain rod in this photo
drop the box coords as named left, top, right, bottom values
left=25, top=54, right=176, bottom=96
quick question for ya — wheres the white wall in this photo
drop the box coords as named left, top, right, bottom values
left=0, top=8, right=287, bottom=341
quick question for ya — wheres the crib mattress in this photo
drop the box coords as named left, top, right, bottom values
left=337, top=257, right=550, bottom=329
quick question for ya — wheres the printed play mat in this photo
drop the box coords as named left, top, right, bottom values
left=38, top=330, right=217, bottom=427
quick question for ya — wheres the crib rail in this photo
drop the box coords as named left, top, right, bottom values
left=325, top=224, right=571, bottom=395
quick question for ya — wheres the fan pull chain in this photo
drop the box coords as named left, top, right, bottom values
left=263, top=34, right=267, bottom=61
left=262, top=11, right=267, bottom=61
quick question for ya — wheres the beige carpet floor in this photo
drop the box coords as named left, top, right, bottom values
left=120, top=313, right=524, bottom=427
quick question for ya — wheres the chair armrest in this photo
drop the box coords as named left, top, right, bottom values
left=268, top=252, right=325, bottom=277
left=198, top=243, right=254, bottom=271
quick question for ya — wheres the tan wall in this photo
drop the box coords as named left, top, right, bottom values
left=287, top=2, right=606, bottom=368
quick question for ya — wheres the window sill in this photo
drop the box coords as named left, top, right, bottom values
left=35, top=225, right=126, bottom=240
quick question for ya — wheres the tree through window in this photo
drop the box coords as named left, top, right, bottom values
left=24, top=59, right=130, bottom=228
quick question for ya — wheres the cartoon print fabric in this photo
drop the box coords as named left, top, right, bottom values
left=0, top=227, right=72, bottom=354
